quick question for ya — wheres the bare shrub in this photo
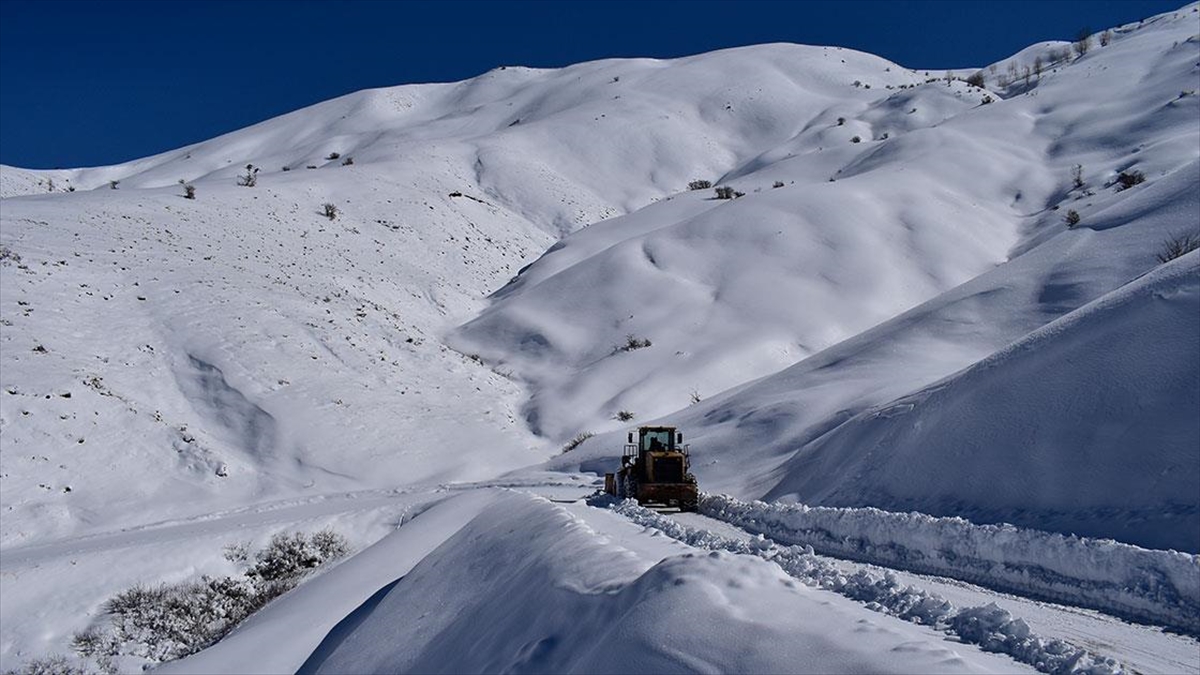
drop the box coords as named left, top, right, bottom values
left=322, top=203, right=339, bottom=220
left=714, top=186, right=735, bottom=199
left=4, top=654, right=90, bottom=675
left=687, top=179, right=712, bottom=191
left=72, top=577, right=256, bottom=664
left=70, top=530, right=350, bottom=671
left=246, top=530, right=349, bottom=596
left=1115, top=170, right=1145, bottom=191
left=614, top=410, right=635, bottom=422
left=326, top=152, right=341, bottom=160
left=1074, top=27, right=1092, bottom=57
left=966, top=71, right=985, bottom=88
left=1156, top=232, right=1200, bottom=263
left=616, top=335, right=652, bottom=352
left=222, top=541, right=249, bottom=564
left=0, top=245, right=21, bottom=266
left=561, top=432, right=594, bottom=454
left=1064, top=209, right=1081, bottom=227
left=237, top=164, right=259, bottom=187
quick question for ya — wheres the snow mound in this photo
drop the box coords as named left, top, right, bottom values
left=699, top=493, right=1200, bottom=633
left=298, top=491, right=1028, bottom=674
left=160, top=490, right=1032, bottom=674
left=610, top=498, right=1123, bottom=675
left=768, top=249, right=1200, bottom=552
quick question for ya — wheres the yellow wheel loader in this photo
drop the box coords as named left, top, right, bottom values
left=604, top=426, right=698, bottom=511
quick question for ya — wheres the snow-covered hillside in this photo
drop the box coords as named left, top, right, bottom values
left=2, top=3, right=1198, bottom=673
left=158, top=491, right=1039, bottom=675
left=523, top=6, right=1200, bottom=551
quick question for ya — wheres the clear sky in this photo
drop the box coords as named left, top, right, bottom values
left=0, top=0, right=1188, bottom=169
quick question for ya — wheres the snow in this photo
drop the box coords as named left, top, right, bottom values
left=2, top=2, right=1199, bottom=672
left=759, top=245, right=1200, bottom=552
left=543, top=6, right=1200, bottom=551
left=610, top=498, right=1125, bottom=675
left=165, top=491, right=1034, bottom=675
left=698, top=493, right=1200, bottom=633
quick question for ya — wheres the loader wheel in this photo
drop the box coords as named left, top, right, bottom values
left=624, top=475, right=638, bottom=501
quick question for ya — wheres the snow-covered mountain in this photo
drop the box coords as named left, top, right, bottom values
left=1, top=4, right=1198, bottom=673
left=471, top=9, right=1200, bottom=551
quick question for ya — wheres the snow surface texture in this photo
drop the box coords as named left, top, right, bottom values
left=164, top=490, right=1036, bottom=675
left=2, top=2, right=1200, bottom=671
left=698, top=493, right=1200, bottom=633
left=608, top=498, right=1123, bottom=675
left=762, top=244, right=1200, bottom=552
left=529, top=6, right=1200, bottom=551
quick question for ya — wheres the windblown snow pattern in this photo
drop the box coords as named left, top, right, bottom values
left=2, top=3, right=1199, bottom=673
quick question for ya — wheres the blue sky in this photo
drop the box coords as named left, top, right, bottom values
left=0, top=0, right=1187, bottom=168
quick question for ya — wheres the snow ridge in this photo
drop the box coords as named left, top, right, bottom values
left=606, top=497, right=1125, bottom=675
left=698, top=494, right=1200, bottom=634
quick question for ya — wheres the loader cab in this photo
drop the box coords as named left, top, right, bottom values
left=635, top=427, right=682, bottom=453
left=623, top=425, right=689, bottom=478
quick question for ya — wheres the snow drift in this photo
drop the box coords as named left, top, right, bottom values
left=698, top=493, right=1200, bottom=633
left=165, top=490, right=1032, bottom=675
left=765, top=249, right=1200, bottom=552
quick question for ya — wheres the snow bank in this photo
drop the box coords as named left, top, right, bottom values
left=698, top=493, right=1200, bottom=634
left=299, top=490, right=1029, bottom=674
left=157, top=490, right=502, bottom=675
left=607, top=498, right=1125, bottom=675
left=768, top=245, right=1200, bottom=552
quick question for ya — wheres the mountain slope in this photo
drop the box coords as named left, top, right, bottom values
left=2, top=36, right=998, bottom=547
left=770, top=249, right=1200, bottom=551
left=491, top=6, right=1200, bottom=550
left=1, top=4, right=1199, bottom=671
left=457, top=6, right=1200, bottom=450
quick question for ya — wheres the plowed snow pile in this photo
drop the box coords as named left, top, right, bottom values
left=160, top=491, right=1034, bottom=675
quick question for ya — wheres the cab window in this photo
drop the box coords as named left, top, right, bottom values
left=641, top=430, right=672, bottom=452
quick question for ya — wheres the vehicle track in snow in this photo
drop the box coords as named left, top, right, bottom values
left=0, top=476, right=591, bottom=571
left=597, top=496, right=1200, bottom=675
left=694, top=494, right=1199, bottom=634
left=674, top=509, right=1198, bottom=675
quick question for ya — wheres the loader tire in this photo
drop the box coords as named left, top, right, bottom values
left=624, top=475, right=638, bottom=501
